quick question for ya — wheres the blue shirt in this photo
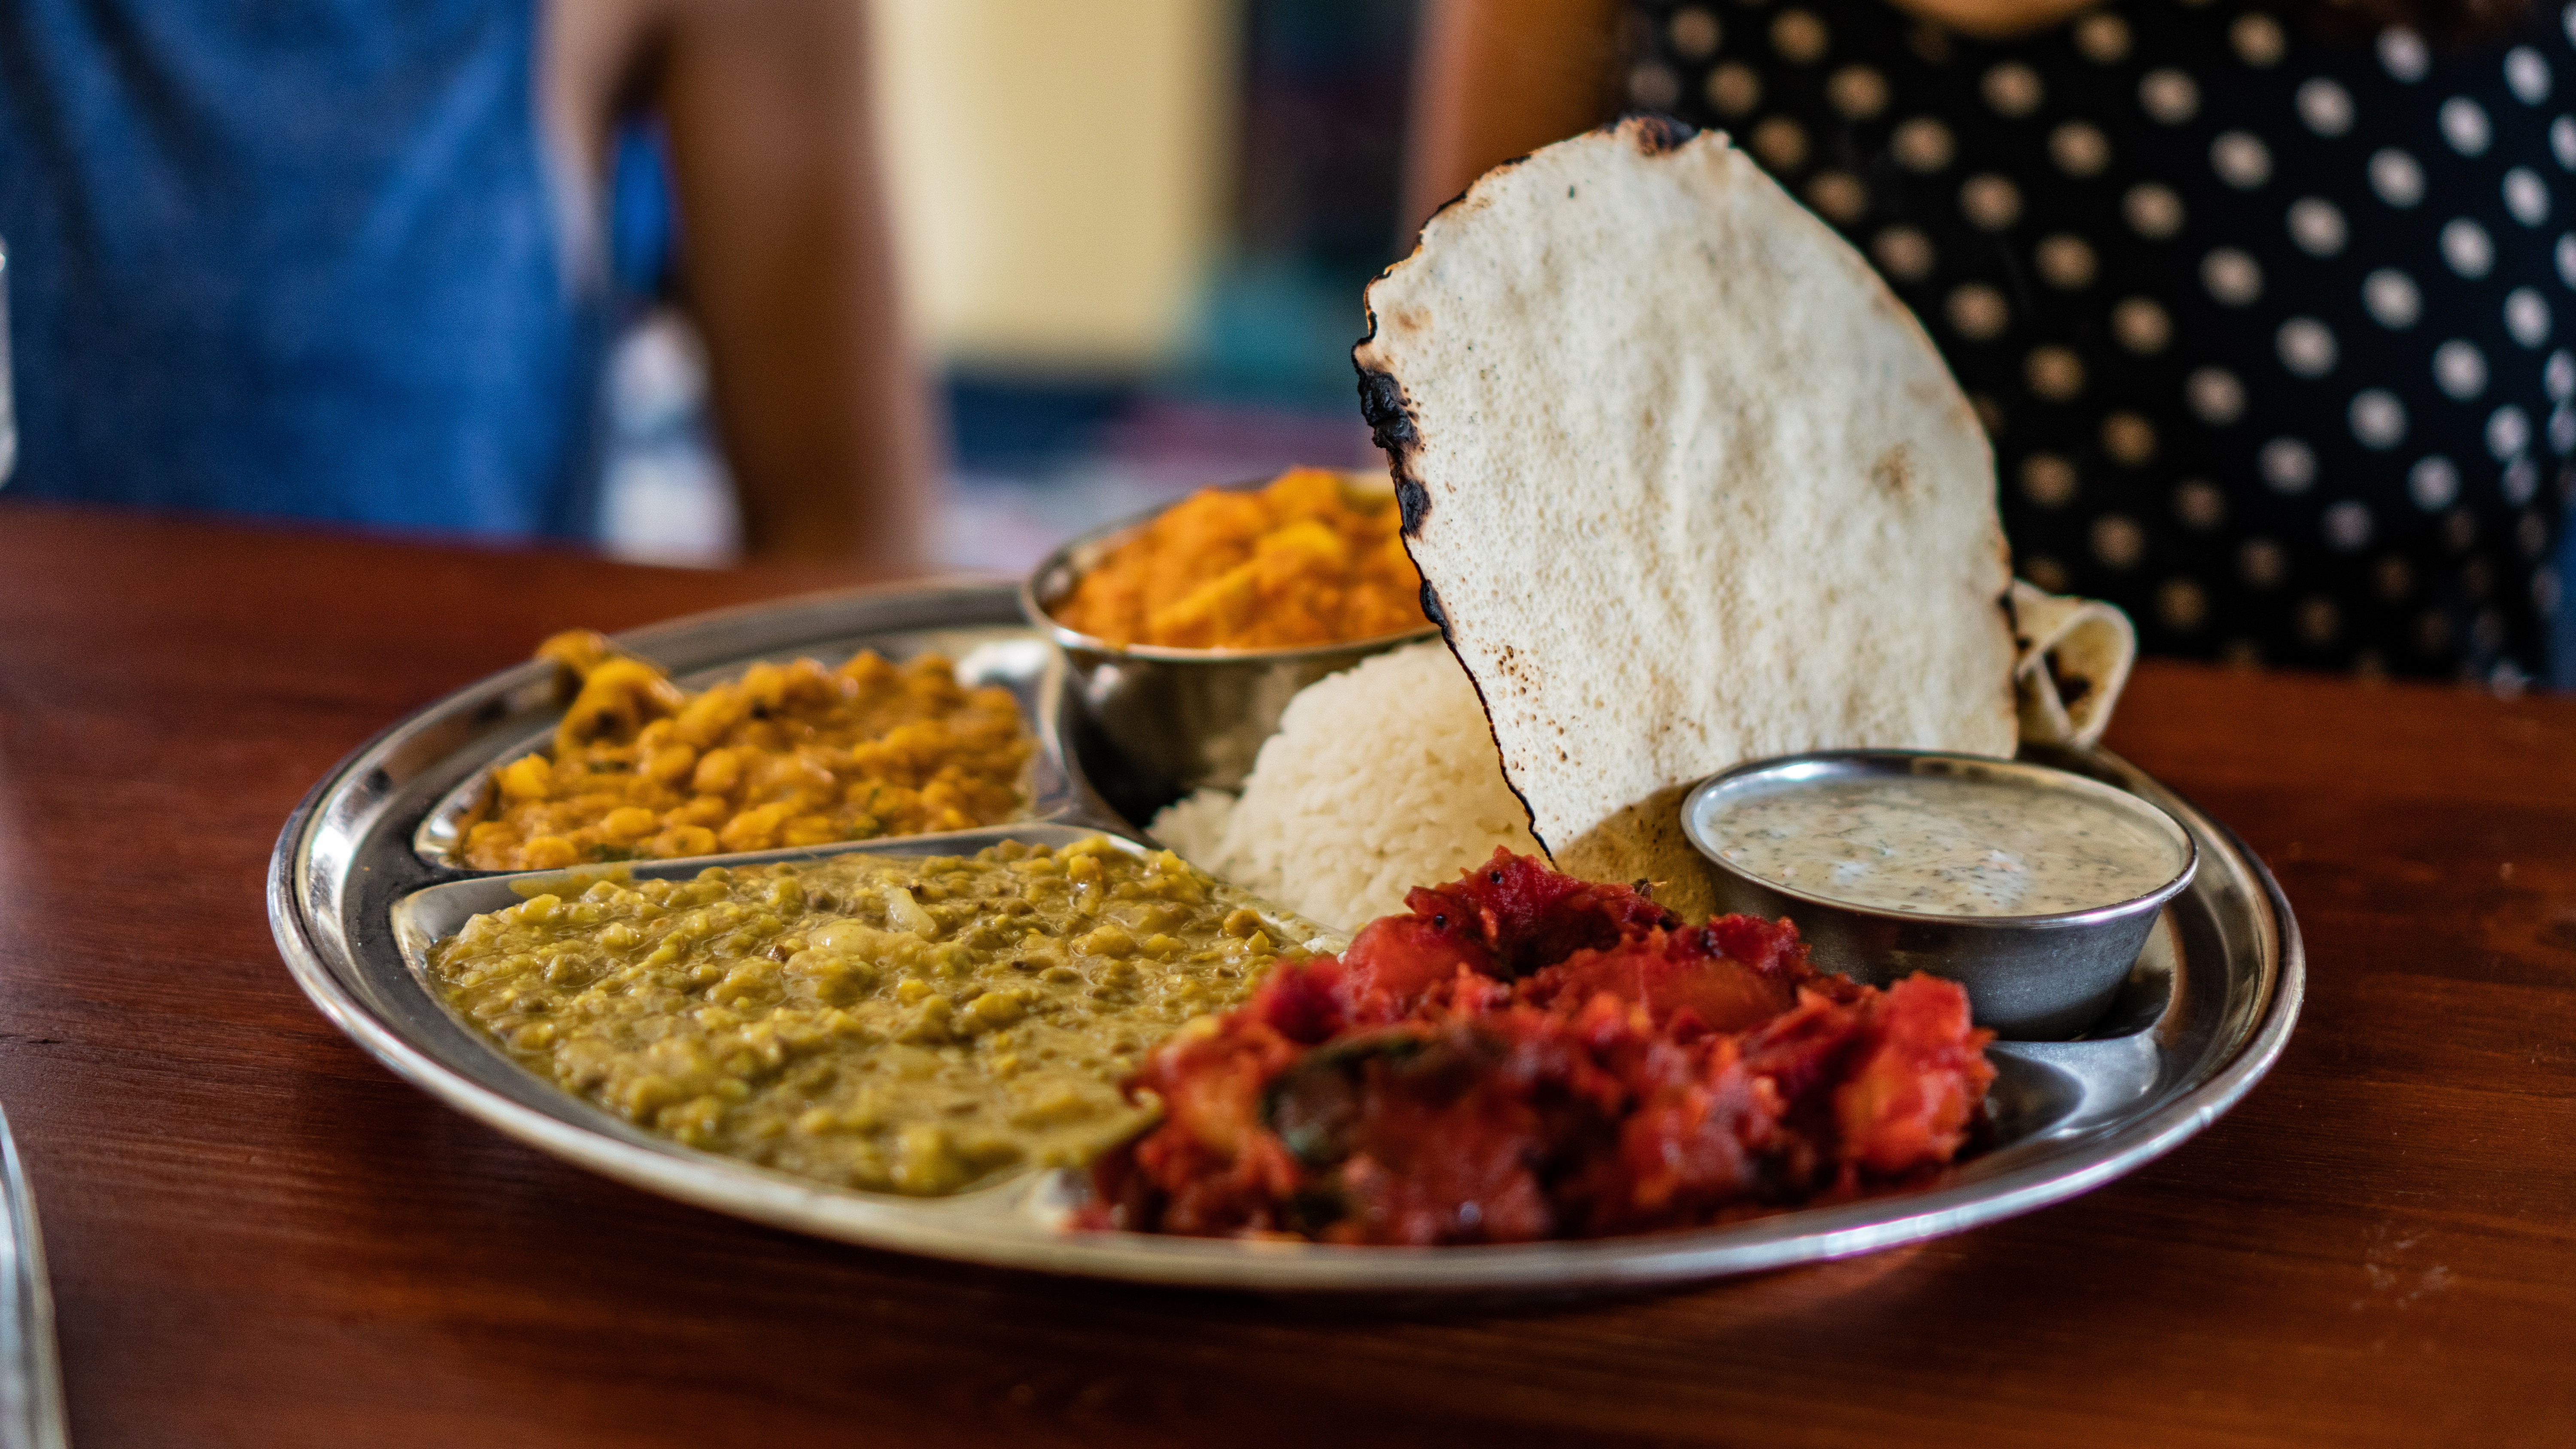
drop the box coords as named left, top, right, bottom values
left=0, top=0, right=604, bottom=537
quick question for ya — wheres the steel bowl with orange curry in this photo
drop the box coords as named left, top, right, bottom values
left=1047, top=467, right=1430, bottom=650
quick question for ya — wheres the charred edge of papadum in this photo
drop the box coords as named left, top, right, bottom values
left=1351, top=244, right=1561, bottom=870
left=1354, top=112, right=1715, bottom=546
left=1354, top=370, right=1424, bottom=513
left=1347, top=113, right=1745, bottom=870
left=1350, top=353, right=1510, bottom=836
left=1354, top=364, right=1443, bottom=634
left=1612, top=111, right=1701, bottom=154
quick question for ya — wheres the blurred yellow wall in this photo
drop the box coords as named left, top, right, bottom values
left=870, top=0, right=1237, bottom=373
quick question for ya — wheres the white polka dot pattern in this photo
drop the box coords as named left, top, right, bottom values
left=2504, top=457, right=2542, bottom=502
left=2158, top=579, right=2209, bottom=629
left=1630, top=63, right=1682, bottom=109
left=2212, top=132, right=2272, bottom=188
left=2188, top=366, right=2246, bottom=423
left=2435, top=340, right=2490, bottom=398
left=2505, top=167, right=2552, bottom=224
left=2125, top=182, right=2186, bottom=238
left=2287, top=198, right=2346, bottom=256
left=1806, top=170, right=1867, bottom=222
left=1671, top=8, right=1722, bottom=59
left=2092, top=514, right=2147, bottom=567
left=2142, top=70, right=2201, bottom=124
left=2176, top=480, right=2227, bottom=528
left=2443, top=218, right=2497, bottom=277
left=2381, top=27, right=2430, bottom=82
left=2370, top=149, right=2427, bottom=207
left=1633, top=0, right=2568, bottom=678
left=1948, top=282, right=2009, bottom=339
left=1961, top=174, right=2022, bottom=229
left=2233, top=13, right=2286, bottom=67
left=2203, top=248, right=2264, bottom=305
left=2260, top=437, right=2318, bottom=492
left=2104, top=412, right=2158, bottom=464
left=1771, top=10, right=1829, bottom=65
left=1753, top=116, right=1809, bottom=170
left=2507, top=46, right=2552, bottom=103
left=2241, top=537, right=2288, bottom=585
left=1806, top=170, right=1867, bottom=221
left=1828, top=65, right=1888, bottom=118
left=2410, top=456, right=2461, bottom=509
left=2350, top=390, right=2408, bottom=449
left=2442, top=97, right=2494, bottom=155
left=2036, top=233, right=2097, bottom=288
left=2052, top=122, right=2112, bottom=177
left=1984, top=62, right=2043, bottom=116
left=2077, top=13, right=2132, bottom=65
left=1873, top=226, right=1935, bottom=281
left=2021, top=454, right=2078, bottom=506
left=2297, top=77, right=2353, bottom=135
left=2489, top=404, right=2533, bottom=459
left=1707, top=63, right=1761, bottom=115
left=2277, top=317, right=2339, bottom=376
left=2026, top=345, right=2085, bottom=399
left=1893, top=117, right=1953, bottom=172
left=2362, top=269, right=2421, bottom=328
left=2115, top=297, right=2172, bottom=352
left=2507, top=288, right=2554, bottom=345
left=2324, top=500, right=2375, bottom=549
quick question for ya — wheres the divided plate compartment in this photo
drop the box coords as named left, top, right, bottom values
left=270, top=581, right=2304, bottom=1292
left=411, top=625, right=1087, bottom=871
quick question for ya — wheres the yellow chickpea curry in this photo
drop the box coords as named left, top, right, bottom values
left=462, top=631, right=1032, bottom=871
left=430, top=837, right=1310, bottom=1195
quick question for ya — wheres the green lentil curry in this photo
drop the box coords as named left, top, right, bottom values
left=429, top=837, right=1313, bottom=1195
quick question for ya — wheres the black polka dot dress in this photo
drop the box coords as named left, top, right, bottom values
left=1621, top=0, right=2573, bottom=684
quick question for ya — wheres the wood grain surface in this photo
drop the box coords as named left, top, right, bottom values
left=0, top=500, right=2569, bottom=1449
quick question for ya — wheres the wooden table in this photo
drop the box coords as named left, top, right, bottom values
left=1, top=501, right=2569, bottom=1448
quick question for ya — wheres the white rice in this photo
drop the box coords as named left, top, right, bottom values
left=1148, top=641, right=1543, bottom=931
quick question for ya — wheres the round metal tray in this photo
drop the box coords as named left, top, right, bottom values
left=268, top=580, right=2304, bottom=1294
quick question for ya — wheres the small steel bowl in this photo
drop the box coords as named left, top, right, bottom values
left=1021, top=476, right=1440, bottom=815
left=1681, top=750, right=2197, bottom=1040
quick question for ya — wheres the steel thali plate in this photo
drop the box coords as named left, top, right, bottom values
left=267, top=580, right=2304, bottom=1294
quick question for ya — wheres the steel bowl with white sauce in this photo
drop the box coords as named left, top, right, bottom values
left=1682, top=751, right=2197, bottom=1039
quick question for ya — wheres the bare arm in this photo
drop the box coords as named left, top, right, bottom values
left=1885, top=0, right=2094, bottom=37
left=1401, top=0, right=1621, bottom=242
left=545, top=0, right=934, bottom=569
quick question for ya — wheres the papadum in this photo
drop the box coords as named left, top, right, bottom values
left=2010, top=581, right=2138, bottom=749
left=1354, top=118, right=2017, bottom=918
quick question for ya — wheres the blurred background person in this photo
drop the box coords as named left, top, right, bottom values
left=869, top=0, right=1414, bottom=572
left=572, top=0, right=1416, bottom=572
left=0, top=0, right=930, bottom=566
left=22, top=0, right=2549, bottom=688
left=1405, top=0, right=2576, bottom=687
